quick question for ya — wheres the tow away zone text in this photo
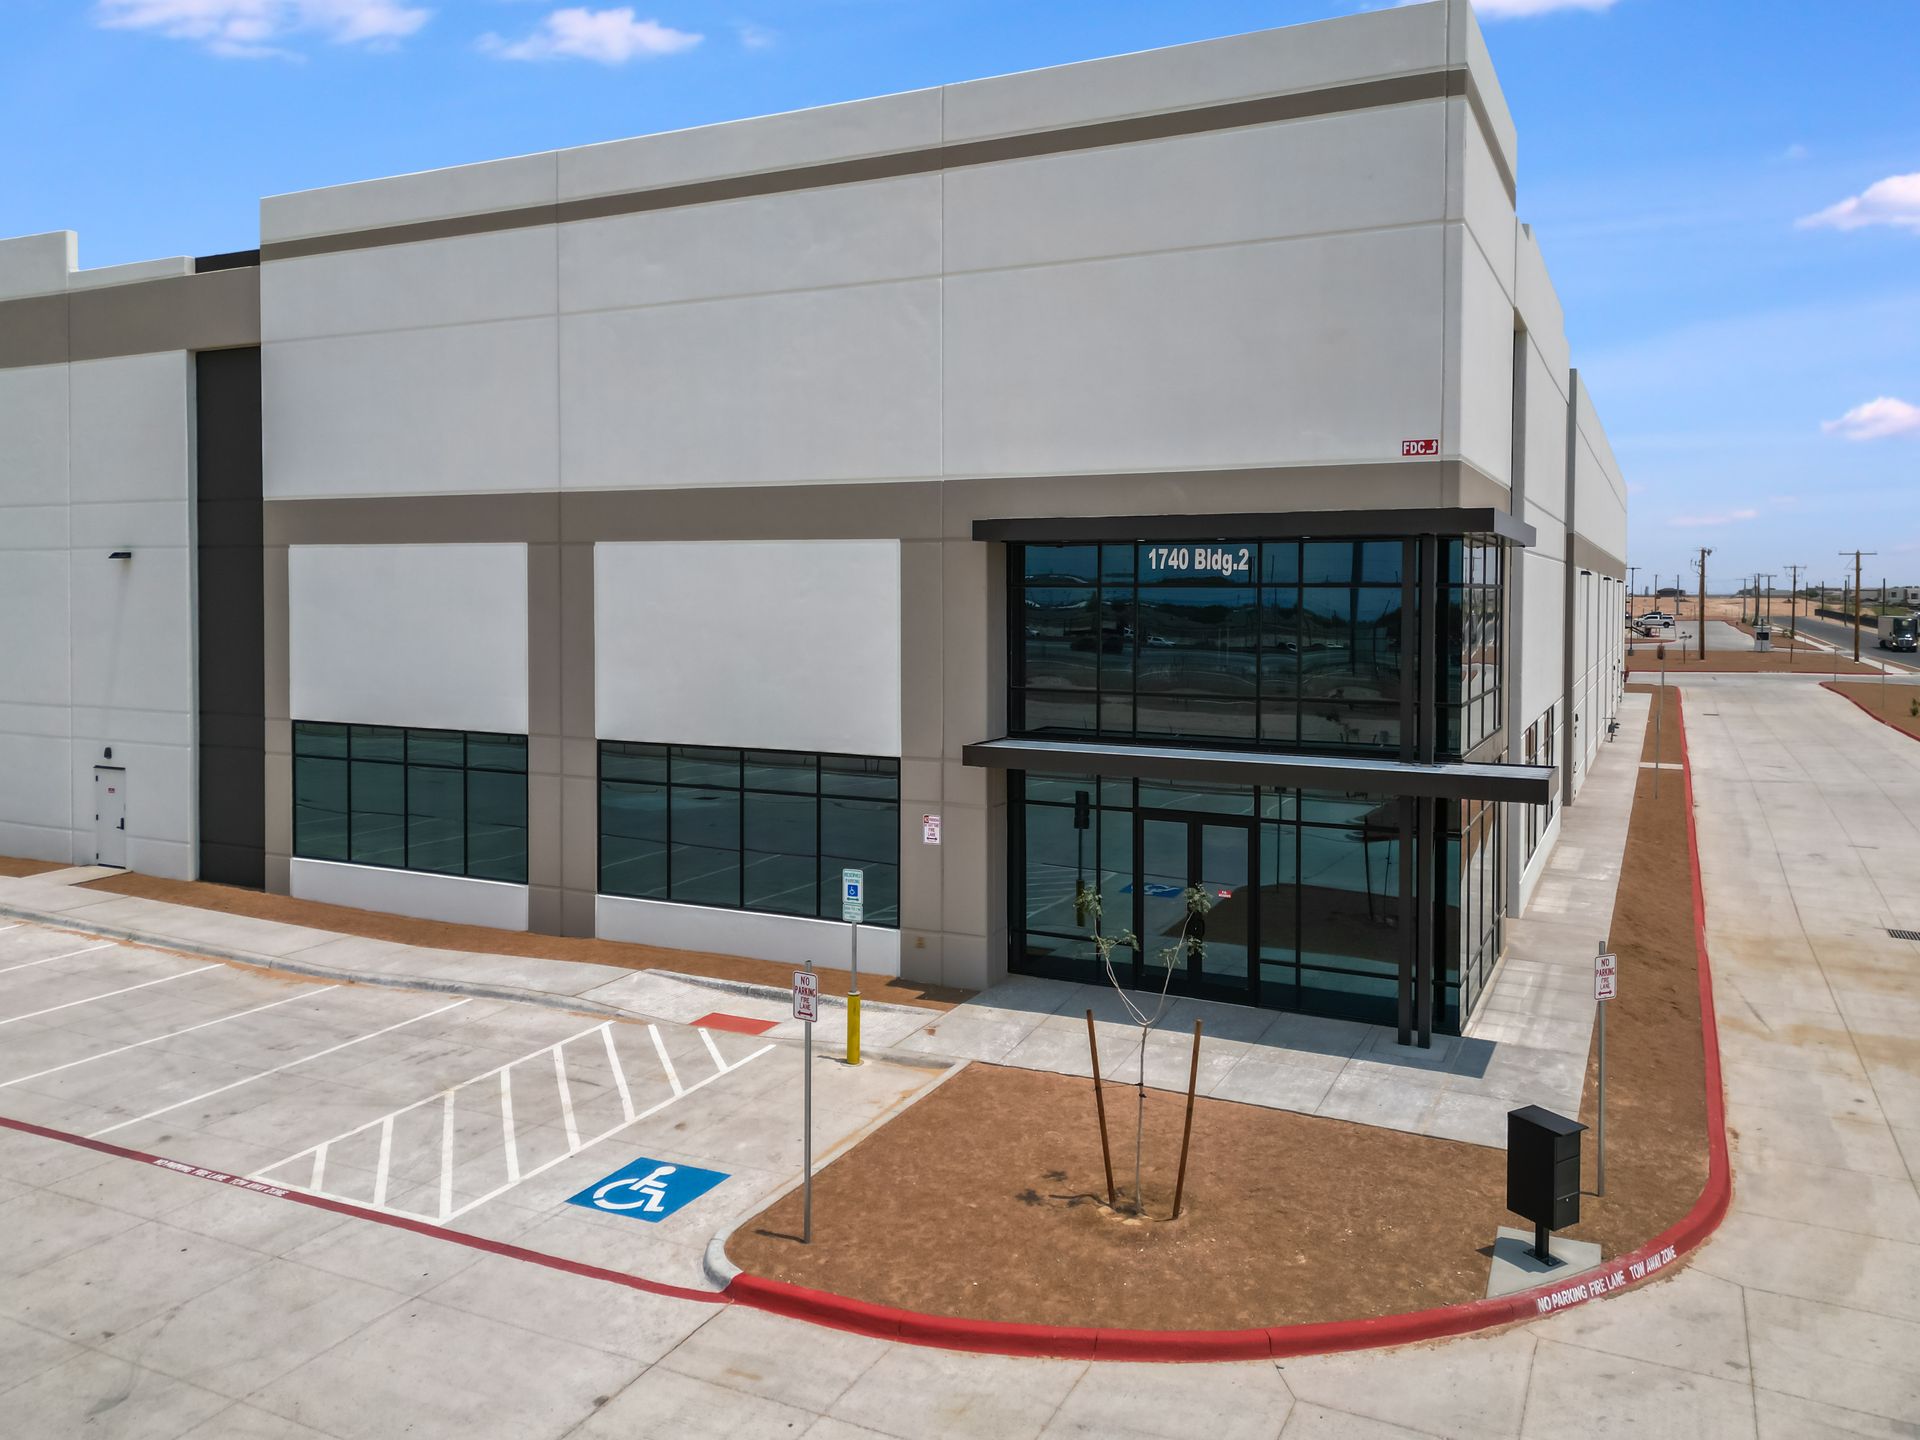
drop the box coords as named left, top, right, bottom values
left=1534, top=1243, right=1679, bottom=1315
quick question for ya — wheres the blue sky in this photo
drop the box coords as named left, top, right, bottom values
left=4, top=0, right=1916, bottom=593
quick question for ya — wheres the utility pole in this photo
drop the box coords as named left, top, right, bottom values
left=1693, top=548, right=1712, bottom=660
left=1757, top=572, right=1775, bottom=628
left=1841, top=551, right=1877, bottom=662
left=1785, top=563, right=1804, bottom=669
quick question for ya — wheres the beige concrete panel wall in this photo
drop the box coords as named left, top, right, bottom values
left=1455, top=97, right=1516, bottom=300
left=1446, top=222, right=1516, bottom=489
left=943, top=101, right=1451, bottom=275
left=933, top=539, right=1008, bottom=990
left=263, top=151, right=558, bottom=245
left=0, top=231, right=76, bottom=300
left=1514, top=226, right=1569, bottom=385
left=560, top=89, right=942, bottom=202
left=897, top=540, right=945, bottom=984
left=941, top=0, right=1447, bottom=143
left=1521, top=341, right=1570, bottom=526
left=944, top=226, right=1447, bottom=478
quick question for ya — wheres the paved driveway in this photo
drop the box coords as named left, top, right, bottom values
left=1, top=676, right=1918, bottom=1437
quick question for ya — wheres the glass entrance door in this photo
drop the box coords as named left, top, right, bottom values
left=1136, top=816, right=1252, bottom=1001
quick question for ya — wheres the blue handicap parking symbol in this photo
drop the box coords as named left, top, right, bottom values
left=565, top=1156, right=728, bottom=1223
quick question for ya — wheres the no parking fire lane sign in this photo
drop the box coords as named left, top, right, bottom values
left=565, top=1156, right=729, bottom=1223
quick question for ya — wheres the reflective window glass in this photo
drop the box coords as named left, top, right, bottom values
left=672, top=746, right=739, bottom=789
left=292, top=755, right=349, bottom=861
left=407, top=730, right=464, bottom=768
left=744, top=791, right=818, bottom=915
left=1022, top=544, right=1099, bottom=584
left=1020, top=589, right=1098, bottom=691
left=600, top=782, right=667, bottom=899
left=406, top=765, right=464, bottom=874
left=743, top=751, right=817, bottom=794
left=465, top=770, right=527, bottom=883
left=466, top=734, right=527, bottom=773
left=602, top=742, right=668, bottom=784
left=671, top=788, right=740, bottom=906
left=351, top=725, right=404, bottom=763
left=294, top=721, right=348, bottom=759
left=349, top=760, right=405, bottom=868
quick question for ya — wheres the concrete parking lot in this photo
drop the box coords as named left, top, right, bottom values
left=2, top=676, right=1918, bottom=1437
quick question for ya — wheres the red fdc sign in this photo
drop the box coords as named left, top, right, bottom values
left=1402, top=438, right=1440, bottom=457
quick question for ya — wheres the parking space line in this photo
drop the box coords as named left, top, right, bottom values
left=649, top=1024, right=684, bottom=1096
left=0, top=962, right=219, bottom=1027
left=262, top=1018, right=614, bottom=1193
left=439, top=1092, right=456, bottom=1219
left=438, top=1041, right=774, bottom=1225
left=88, top=997, right=470, bottom=1138
left=698, top=1027, right=727, bottom=1071
left=602, top=1024, right=635, bottom=1123
left=372, top=1114, right=395, bottom=1207
left=0, top=986, right=334, bottom=1089
left=501, top=1069, right=521, bottom=1184
left=0, top=941, right=116, bottom=977
left=553, top=1046, right=580, bottom=1151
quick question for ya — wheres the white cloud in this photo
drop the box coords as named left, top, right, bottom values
left=1798, top=173, right=1920, bottom=234
left=734, top=21, right=774, bottom=50
left=1823, top=397, right=1920, bottom=442
left=481, top=6, right=700, bottom=62
left=1668, top=509, right=1758, bottom=528
left=1779, top=143, right=1809, bottom=162
left=94, top=0, right=429, bottom=57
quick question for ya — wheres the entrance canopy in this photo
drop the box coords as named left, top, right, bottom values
left=962, top=737, right=1555, bottom=804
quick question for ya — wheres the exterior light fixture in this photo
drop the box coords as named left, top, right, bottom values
left=108, top=550, right=132, bottom=560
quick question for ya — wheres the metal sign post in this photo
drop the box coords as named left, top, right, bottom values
left=841, top=868, right=864, bottom=1066
left=1594, top=945, right=1617, bottom=1196
left=793, top=969, right=819, bottom=1242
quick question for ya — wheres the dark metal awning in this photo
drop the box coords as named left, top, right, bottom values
left=971, top=507, right=1537, bottom=548
left=961, top=737, right=1555, bottom=804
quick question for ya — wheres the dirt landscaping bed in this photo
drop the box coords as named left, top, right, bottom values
left=1824, top=680, right=1920, bottom=741
left=724, top=685, right=1711, bottom=1329
left=66, top=873, right=965, bottom=1011
left=0, top=856, right=67, bottom=879
left=1627, top=647, right=1877, bottom=675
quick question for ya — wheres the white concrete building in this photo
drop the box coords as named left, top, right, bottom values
left=0, top=0, right=1626, bottom=1043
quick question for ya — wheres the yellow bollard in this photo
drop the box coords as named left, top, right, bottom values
left=846, top=990, right=862, bottom=1066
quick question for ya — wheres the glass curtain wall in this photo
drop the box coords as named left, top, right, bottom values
left=1444, top=537, right=1505, bottom=756
left=292, top=722, right=528, bottom=883
left=1012, top=540, right=1411, bottom=754
left=598, top=743, right=900, bottom=927
left=1014, top=772, right=1420, bottom=1027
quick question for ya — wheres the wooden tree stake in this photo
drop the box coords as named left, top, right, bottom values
left=1171, top=1019, right=1204, bottom=1219
left=1086, top=1009, right=1116, bottom=1206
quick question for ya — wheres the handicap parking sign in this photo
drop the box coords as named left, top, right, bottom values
left=565, top=1156, right=728, bottom=1223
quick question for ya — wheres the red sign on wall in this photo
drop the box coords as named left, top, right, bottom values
left=1402, top=438, right=1440, bottom=457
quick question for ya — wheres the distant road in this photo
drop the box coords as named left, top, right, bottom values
left=1783, top=611, right=1920, bottom=670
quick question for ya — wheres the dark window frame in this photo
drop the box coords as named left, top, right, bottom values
left=291, top=721, right=528, bottom=884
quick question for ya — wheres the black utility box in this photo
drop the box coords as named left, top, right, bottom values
left=1507, top=1105, right=1586, bottom=1258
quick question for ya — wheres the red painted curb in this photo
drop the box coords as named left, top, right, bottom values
left=0, top=1113, right=725, bottom=1308
left=1821, top=681, right=1920, bottom=742
left=722, top=691, right=1735, bottom=1361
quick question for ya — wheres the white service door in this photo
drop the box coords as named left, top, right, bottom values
left=94, top=768, right=126, bottom=868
